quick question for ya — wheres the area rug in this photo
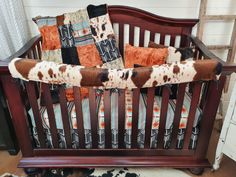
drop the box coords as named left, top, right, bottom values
left=0, top=173, right=18, bottom=177
left=0, top=168, right=192, bottom=177
left=76, top=168, right=191, bottom=177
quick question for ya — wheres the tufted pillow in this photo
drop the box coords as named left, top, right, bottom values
left=124, top=44, right=168, bottom=68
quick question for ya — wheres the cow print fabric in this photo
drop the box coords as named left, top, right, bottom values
left=9, top=58, right=222, bottom=89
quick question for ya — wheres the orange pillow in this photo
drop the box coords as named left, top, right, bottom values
left=65, top=87, right=89, bottom=102
left=124, top=44, right=168, bottom=68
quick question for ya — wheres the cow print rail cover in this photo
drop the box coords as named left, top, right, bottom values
left=9, top=58, right=222, bottom=89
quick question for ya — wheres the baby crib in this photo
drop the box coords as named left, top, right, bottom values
left=0, top=5, right=236, bottom=175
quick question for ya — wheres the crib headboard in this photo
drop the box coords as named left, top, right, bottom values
left=108, top=6, right=199, bottom=55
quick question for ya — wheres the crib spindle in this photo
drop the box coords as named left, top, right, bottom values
left=73, top=87, right=85, bottom=149
left=119, top=23, right=124, bottom=56
left=27, top=50, right=33, bottom=59
left=89, top=88, right=98, bottom=148
left=150, top=32, right=155, bottom=42
left=170, top=83, right=187, bottom=149
left=32, top=47, right=38, bottom=59
left=59, top=87, right=72, bottom=148
left=129, top=25, right=135, bottom=46
left=199, top=50, right=204, bottom=60
left=158, top=86, right=170, bottom=149
left=160, top=34, right=165, bottom=45
left=180, top=28, right=191, bottom=47
left=41, top=83, right=59, bottom=148
left=37, top=43, right=42, bottom=59
left=118, top=89, right=126, bottom=148
left=139, top=28, right=145, bottom=47
left=199, top=83, right=208, bottom=109
left=131, top=89, right=140, bottom=148
left=170, top=35, right=176, bottom=47
left=183, top=82, right=202, bottom=149
left=194, top=47, right=199, bottom=60
left=104, top=90, right=112, bottom=148
left=144, top=87, right=155, bottom=148
left=25, top=82, right=46, bottom=148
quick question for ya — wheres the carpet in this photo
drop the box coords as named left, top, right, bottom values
left=78, top=168, right=191, bottom=177
left=0, top=168, right=192, bottom=177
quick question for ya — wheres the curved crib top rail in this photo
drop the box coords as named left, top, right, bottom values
left=108, top=5, right=199, bottom=27
left=9, top=58, right=221, bottom=89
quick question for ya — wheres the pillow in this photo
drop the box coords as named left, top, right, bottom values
left=124, top=44, right=168, bottom=68
left=148, top=41, right=194, bottom=63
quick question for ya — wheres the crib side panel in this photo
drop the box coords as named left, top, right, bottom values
left=0, top=75, right=223, bottom=170
left=20, top=81, right=204, bottom=151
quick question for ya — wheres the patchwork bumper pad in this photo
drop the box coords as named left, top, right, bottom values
left=28, top=90, right=201, bottom=149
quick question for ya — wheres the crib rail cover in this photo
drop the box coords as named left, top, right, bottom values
left=8, top=58, right=222, bottom=89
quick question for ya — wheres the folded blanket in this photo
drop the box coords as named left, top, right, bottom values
left=9, top=58, right=222, bottom=89
left=34, top=4, right=123, bottom=69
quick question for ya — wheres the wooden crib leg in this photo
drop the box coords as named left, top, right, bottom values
left=188, top=168, right=204, bottom=175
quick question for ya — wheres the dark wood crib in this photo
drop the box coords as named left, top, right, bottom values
left=0, top=5, right=236, bottom=175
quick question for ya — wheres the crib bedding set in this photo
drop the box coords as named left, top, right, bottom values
left=8, top=4, right=222, bottom=150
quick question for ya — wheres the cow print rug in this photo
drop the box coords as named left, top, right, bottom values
left=38, top=168, right=191, bottom=177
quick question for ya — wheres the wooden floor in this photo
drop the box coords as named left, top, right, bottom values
left=0, top=126, right=236, bottom=177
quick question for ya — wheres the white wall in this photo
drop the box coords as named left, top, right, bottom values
left=23, top=0, right=236, bottom=60
left=22, top=0, right=236, bottom=116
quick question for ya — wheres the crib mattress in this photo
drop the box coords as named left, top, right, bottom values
left=28, top=90, right=201, bottom=149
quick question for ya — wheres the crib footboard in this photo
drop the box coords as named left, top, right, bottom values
left=0, top=73, right=227, bottom=169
